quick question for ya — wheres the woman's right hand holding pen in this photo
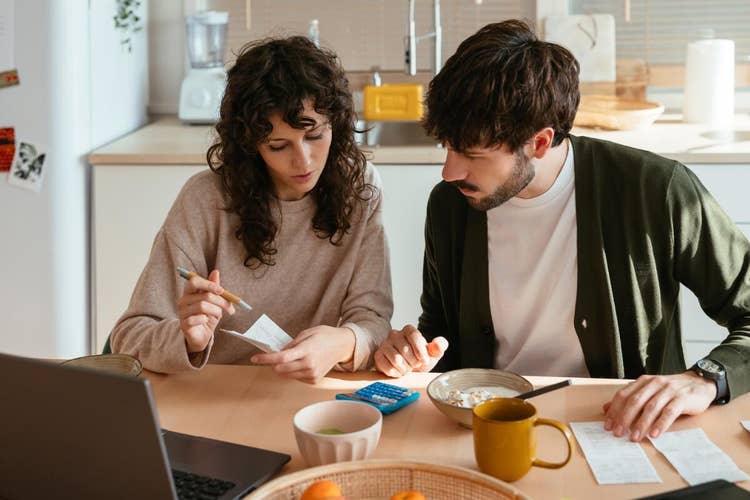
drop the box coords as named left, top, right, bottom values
left=178, top=269, right=235, bottom=353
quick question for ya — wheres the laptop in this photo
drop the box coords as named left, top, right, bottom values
left=0, top=352, right=290, bottom=500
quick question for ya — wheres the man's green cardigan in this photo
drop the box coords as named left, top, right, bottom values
left=418, top=135, right=750, bottom=400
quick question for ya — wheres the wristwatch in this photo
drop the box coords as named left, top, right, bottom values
left=690, top=358, right=729, bottom=404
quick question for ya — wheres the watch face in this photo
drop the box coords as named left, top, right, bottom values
left=697, top=358, right=722, bottom=374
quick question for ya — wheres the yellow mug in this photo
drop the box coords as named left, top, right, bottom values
left=473, top=397, right=573, bottom=482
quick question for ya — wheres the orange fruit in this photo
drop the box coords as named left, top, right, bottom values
left=391, top=491, right=426, bottom=500
left=300, top=479, right=344, bottom=500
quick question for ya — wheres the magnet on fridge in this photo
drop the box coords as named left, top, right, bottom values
left=8, top=141, right=46, bottom=192
left=0, top=69, right=19, bottom=88
left=0, top=127, right=14, bottom=172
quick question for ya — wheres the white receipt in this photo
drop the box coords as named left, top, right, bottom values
left=742, top=421, right=750, bottom=433
left=220, top=314, right=293, bottom=353
left=649, top=428, right=749, bottom=485
left=571, top=421, right=661, bottom=485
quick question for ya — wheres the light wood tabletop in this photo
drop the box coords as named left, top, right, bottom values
left=146, top=365, right=750, bottom=499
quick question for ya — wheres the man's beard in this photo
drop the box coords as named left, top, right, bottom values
left=452, top=151, right=535, bottom=211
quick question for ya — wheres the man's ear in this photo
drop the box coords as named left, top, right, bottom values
left=528, top=128, right=556, bottom=159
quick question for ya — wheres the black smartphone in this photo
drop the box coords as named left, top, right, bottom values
left=636, top=479, right=750, bottom=500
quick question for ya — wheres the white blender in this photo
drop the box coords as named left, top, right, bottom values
left=178, top=11, right=228, bottom=124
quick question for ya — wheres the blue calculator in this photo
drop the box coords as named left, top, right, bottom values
left=335, top=382, right=420, bottom=415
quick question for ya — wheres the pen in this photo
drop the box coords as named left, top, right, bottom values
left=516, top=379, right=572, bottom=400
left=176, top=267, right=253, bottom=311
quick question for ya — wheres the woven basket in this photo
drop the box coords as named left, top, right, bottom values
left=246, top=459, right=532, bottom=500
left=61, top=354, right=142, bottom=377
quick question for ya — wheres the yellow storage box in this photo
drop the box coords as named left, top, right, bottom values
left=363, top=84, right=424, bottom=121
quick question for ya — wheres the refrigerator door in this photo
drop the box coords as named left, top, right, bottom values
left=0, top=0, right=148, bottom=358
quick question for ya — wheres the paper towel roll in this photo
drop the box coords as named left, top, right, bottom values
left=683, top=39, right=735, bottom=127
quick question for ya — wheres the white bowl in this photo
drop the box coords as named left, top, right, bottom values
left=293, top=400, right=382, bottom=467
left=427, top=368, right=533, bottom=428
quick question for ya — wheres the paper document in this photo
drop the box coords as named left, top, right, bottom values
left=649, top=428, right=749, bottom=485
left=220, top=314, right=293, bottom=353
left=742, top=421, right=750, bottom=433
left=571, top=421, right=661, bottom=485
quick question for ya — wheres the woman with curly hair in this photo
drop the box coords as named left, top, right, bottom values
left=110, top=36, right=393, bottom=382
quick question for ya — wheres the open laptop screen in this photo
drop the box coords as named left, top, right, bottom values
left=0, top=353, right=289, bottom=500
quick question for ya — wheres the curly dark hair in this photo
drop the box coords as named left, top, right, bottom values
left=207, top=36, right=372, bottom=268
left=424, top=19, right=580, bottom=152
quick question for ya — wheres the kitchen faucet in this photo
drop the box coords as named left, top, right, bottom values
left=405, top=0, right=442, bottom=76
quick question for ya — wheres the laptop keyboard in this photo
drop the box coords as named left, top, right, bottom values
left=172, top=469, right=236, bottom=500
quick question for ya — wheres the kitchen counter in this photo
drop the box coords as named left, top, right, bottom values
left=89, top=114, right=750, bottom=165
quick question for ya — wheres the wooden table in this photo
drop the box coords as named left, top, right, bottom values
left=146, top=366, right=750, bottom=499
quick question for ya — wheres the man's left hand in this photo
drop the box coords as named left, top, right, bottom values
left=603, top=371, right=717, bottom=441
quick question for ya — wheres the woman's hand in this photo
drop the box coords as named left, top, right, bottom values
left=177, top=269, right=235, bottom=353
left=250, top=326, right=356, bottom=384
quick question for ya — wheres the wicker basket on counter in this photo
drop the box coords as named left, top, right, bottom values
left=245, top=459, right=532, bottom=500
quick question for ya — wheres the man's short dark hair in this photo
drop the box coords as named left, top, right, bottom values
left=424, top=19, right=580, bottom=152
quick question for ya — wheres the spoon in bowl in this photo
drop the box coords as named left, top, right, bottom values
left=515, top=379, right=572, bottom=400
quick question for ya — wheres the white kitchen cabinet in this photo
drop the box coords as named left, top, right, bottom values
left=377, top=164, right=444, bottom=328
left=92, top=165, right=205, bottom=353
left=91, top=163, right=442, bottom=353
left=378, top=162, right=750, bottom=366
left=680, top=164, right=750, bottom=365
left=91, top=161, right=750, bottom=368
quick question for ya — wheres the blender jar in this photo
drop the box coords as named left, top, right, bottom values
left=185, top=11, right=229, bottom=69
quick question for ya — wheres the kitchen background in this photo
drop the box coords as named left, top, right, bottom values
left=150, top=0, right=750, bottom=116
left=1, top=0, right=749, bottom=360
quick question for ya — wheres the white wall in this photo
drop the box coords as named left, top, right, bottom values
left=0, top=0, right=148, bottom=358
left=149, top=1, right=184, bottom=114
left=90, top=1, right=150, bottom=147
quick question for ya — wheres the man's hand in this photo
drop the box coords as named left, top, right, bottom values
left=177, top=269, right=235, bottom=353
left=374, top=324, right=448, bottom=377
left=603, top=371, right=717, bottom=441
left=250, top=326, right=355, bottom=384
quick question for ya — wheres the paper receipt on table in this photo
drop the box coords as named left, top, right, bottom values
left=570, top=421, right=661, bottom=485
left=220, top=314, right=293, bottom=353
left=649, top=428, right=749, bottom=485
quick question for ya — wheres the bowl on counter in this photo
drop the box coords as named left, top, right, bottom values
left=427, top=368, right=533, bottom=428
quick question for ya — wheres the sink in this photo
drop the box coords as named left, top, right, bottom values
left=356, top=121, right=440, bottom=147
left=700, top=130, right=750, bottom=143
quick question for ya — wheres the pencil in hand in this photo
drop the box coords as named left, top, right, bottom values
left=176, top=267, right=253, bottom=311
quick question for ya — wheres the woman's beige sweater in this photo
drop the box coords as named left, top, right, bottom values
left=110, top=164, right=393, bottom=373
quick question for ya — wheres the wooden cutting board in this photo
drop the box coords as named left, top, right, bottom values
left=544, top=14, right=616, bottom=83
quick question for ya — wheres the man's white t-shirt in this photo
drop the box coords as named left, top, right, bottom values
left=487, top=140, right=590, bottom=377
